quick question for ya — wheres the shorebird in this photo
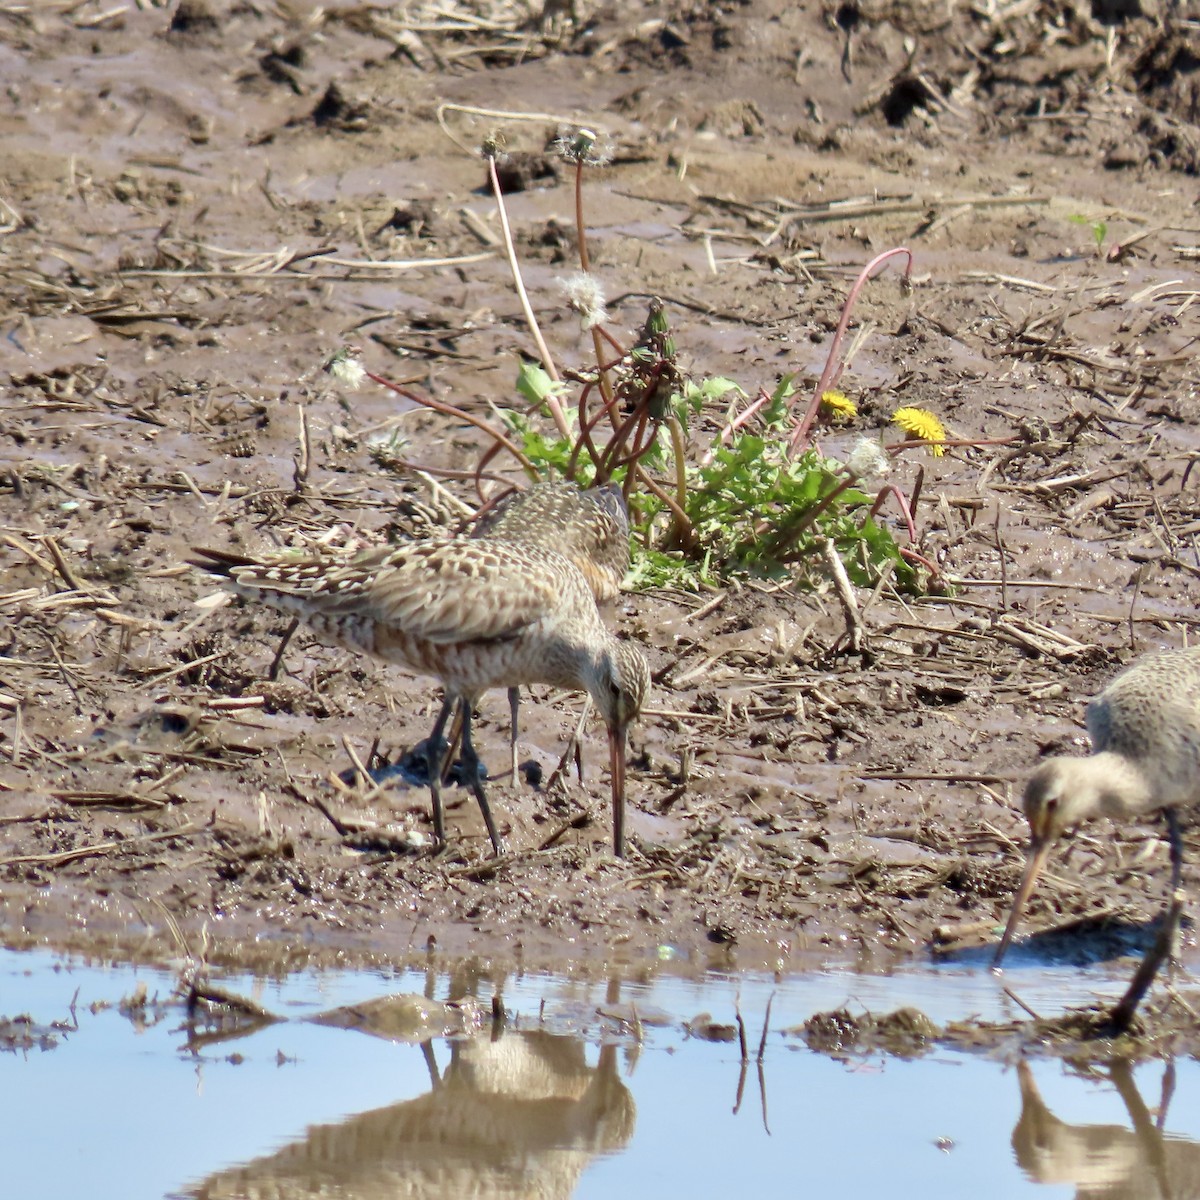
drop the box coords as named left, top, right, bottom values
left=192, top=538, right=649, bottom=857
left=469, top=481, right=631, bottom=780
left=993, top=646, right=1200, bottom=1017
left=471, top=481, right=630, bottom=602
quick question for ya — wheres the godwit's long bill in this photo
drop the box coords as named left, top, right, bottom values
left=191, top=538, right=649, bottom=857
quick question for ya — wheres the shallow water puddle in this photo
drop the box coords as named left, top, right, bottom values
left=3, top=947, right=1198, bottom=1200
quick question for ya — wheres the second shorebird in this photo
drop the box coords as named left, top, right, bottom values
left=993, top=646, right=1200, bottom=1021
left=192, top=538, right=649, bottom=858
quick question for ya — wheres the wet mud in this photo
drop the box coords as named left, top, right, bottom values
left=2, top=1, right=1200, bottom=1047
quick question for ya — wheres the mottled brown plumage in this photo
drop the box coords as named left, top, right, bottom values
left=192, top=537, right=648, bottom=856
left=469, top=481, right=632, bottom=778
left=471, top=481, right=630, bottom=602
left=995, top=647, right=1200, bottom=994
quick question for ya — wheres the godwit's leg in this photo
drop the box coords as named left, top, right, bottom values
left=444, top=691, right=521, bottom=786
left=1165, top=806, right=1187, bottom=979
left=1110, top=813, right=1187, bottom=1032
left=425, top=694, right=456, bottom=846
left=507, top=687, right=521, bottom=784
left=459, top=702, right=504, bottom=856
left=268, top=615, right=302, bottom=681
left=1167, top=807, right=1184, bottom=896
left=569, top=698, right=592, bottom=784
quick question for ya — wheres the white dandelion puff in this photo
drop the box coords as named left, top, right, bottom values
left=844, top=436, right=890, bottom=482
left=561, top=271, right=609, bottom=330
left=324, top=348, right=366, bottom=390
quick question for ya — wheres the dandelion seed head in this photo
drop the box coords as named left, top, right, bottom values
left=845, top=436, right=890, bottom=481
left=480, top=131, right=507, bottom=160
left=324, top=347, right=365, bottom=390
left=561, top=271, right=609, bottom=330
left=552, top=125, right=614, bottom=167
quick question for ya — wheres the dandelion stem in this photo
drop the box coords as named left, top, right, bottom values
left=574, top=159, right=616, bottom=417
left=596, top=324, right=629, bottom=356
left=787, top=246, right=914, bottom=457
left=870, top=483, right=918, bottom=543
left=667, top=413, right=689, bottom=546
left=485, top=152, right=572, bottom=441
left=702, top=387, right=771, bottom=467
left=632, top=463, right=697, bottom=549
left=365, top=370, right=538, bottom=478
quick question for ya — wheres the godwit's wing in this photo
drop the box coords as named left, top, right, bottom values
left=196, top=540, right=581, bottom=647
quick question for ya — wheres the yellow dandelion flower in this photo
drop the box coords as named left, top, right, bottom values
left=891, top=406, right=946, bottom=456
left=819, top=389, right=858, bottom=421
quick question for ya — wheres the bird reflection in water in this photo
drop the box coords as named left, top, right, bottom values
left=180, top=1015, right=635, bottom=1200
left=1013, top=1059, right=1200, bottom=1199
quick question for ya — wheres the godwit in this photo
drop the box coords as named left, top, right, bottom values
left=993, top=646, right=1200, bottom=1021
left=471, top=480, right=630, bottom=602
left=469, top=481, right=631, bottom=780
left=191, top=538, right=648, bottom=857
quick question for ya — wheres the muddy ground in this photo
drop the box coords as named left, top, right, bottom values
left=1, top=0, right=1199, bottom=1007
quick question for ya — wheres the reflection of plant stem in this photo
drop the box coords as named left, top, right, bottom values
left=788, top=246, right=914, bottom=457
left=365, top=370, right=538, bottom=477
left=574, top=159, right=615, bottom=414
left=485, top=152, right=571, bottom=441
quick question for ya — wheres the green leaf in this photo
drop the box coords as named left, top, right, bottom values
left=515, top=362, right=569, bottom=408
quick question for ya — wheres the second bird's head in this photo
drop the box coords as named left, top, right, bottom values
left=1022, top=753, right=1145, bottom=849
left=593, top=641, right=650, bottom=730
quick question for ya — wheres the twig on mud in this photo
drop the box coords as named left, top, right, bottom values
left=543, top=700, right=592, bottom=791
left=778, top=191, right=1049, bottom=225
left=136, top=650, right=228, bottom=690
left=2, top=534, right=55, bottom=577
left=120, top=253, right=495, bottom=281
left=293, top=403, right=311, bottom=491
left=39, top=535, right=89, bottom=593
left=859, top=770, right=1012, bottom=785
left=0, top=822, right=203, bottom=870
left=537, top=811, right=591, bottom=850
left=7, top=700, right=22, bottom=767
left=49, top=789, right=168, bottom=810
left=441, top=845, right=570, bottom=880
left=818, top=536, right=866, bottom=655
